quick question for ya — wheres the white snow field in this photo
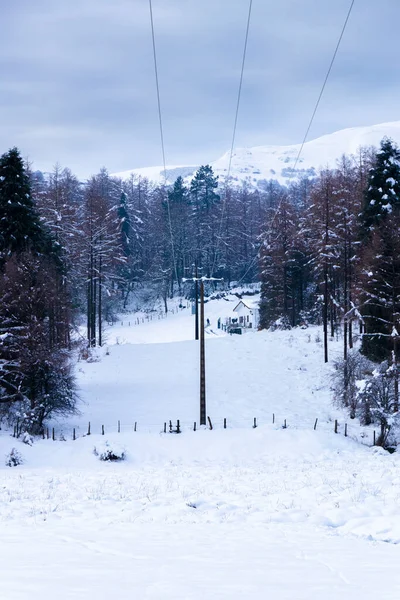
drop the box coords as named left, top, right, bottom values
left=1, top=294, right=400, bottom=599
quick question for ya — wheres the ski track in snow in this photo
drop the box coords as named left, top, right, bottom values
left=1, top=294, right=400, bottom=598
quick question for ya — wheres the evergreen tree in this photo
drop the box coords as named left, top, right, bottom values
left=360, top=139, right=400, bottom=362
left=360, top=217, right=400, bottom=362
left=0, top=149, right=77, bottom=431
left=361, top=138, right=400, bottom=234
left=0, top=148, right=43, bottom=260
left=190, top=165, right=220, bottom=276
left=190, top=165, right=220, bottom=212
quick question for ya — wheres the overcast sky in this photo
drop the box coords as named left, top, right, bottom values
left=1, top=0, right=399, bottom=178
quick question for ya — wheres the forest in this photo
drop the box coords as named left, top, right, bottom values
left=1, top=138, right=400, bottom=444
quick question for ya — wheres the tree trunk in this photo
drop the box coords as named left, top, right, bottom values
left=323, top=263, right=329, bottom=363
left=98, top=252, right=102, bottom=347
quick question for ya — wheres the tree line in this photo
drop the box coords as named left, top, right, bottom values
left=0, top=152, right=279, bottom=431
left=259, top=138, right=400, bottom=447
left=2, top=138, right=400, bottom=440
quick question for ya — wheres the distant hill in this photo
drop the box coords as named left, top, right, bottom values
left=112, top=121, right=400, bottom=187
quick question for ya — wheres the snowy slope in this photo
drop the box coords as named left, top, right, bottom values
left=2, top=296, right=400, bottom=598
left=112, top=121, right=400, bottom=186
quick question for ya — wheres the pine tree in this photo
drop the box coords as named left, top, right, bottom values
left=0, top=149, right=77, bottom=431
left=360, top=139, right=400, bottom=363
left=361, top=138, right=400, bottom=234
left=0, top=148, right=43, bottom=261
left=190, top=165, right=220, bottom=276
left=190, top=165, right=220, bottom=212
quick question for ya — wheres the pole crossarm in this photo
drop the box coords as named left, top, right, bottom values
left=182, top=277, right=224, bottom=283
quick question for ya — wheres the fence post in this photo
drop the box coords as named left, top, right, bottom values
left=334, top=420, right=338, bottom=434
left=314, top=418, right=318, bottom=431
left=207, top=416, right=213, bottom=430
left=169, top=420, right=172, bottom=433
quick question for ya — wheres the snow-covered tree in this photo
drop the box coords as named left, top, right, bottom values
left=360, top=139, right=400, bottom=364
left=0, top=148, right=43, bottom=261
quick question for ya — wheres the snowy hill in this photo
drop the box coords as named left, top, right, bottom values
left=112, top=121, right=400, bottom=187
left=2, top=294, right=400, bottom=598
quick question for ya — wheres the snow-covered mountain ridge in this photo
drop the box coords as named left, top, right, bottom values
left=112, top=121, right=400, bottom=187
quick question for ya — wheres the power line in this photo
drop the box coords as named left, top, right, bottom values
left=212, top=0, right=253, bottom=277
left=291, top=0, right=355, bottom=174
left=149, top=0, right=179, bottom=287
left=149, top=0, right=167, bottom=181
left=236, top=0, right=355, bottom=286
left=227, top=0, right=253, bottom=183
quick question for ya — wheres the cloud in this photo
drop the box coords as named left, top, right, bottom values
left=0, top=0, right=399, bottom=178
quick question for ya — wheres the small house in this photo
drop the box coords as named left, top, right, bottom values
left=231, top=299, right=259, bottom=330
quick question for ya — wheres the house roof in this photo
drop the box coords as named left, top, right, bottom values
left=233, top=299, right=259, bottom=312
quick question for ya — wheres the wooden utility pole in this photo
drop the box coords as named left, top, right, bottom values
left=195, top=264, right=199, bottom=341
left=98, top=248, right=102, bottom=347
left=393, top=330, right=399, bottom=413
left=182, top=275, right=223, bottom=425
left=200, top=280, right=206, bottom=425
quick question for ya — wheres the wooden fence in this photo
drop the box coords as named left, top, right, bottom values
left=110, top=303, right=190, bottom=328
left=12, top=414, right=378, bottom=448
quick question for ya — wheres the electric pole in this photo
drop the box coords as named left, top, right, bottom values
left=195, top=263, right=199, bottom=341
left=199, top=280, right=206, bottom=425
left=182, top=275, right=223, bottom=426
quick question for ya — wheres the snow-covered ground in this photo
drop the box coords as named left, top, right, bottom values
left=1, top=293, right=400, bottom=599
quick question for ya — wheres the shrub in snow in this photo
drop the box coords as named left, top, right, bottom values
left=85, top=348, right=101, bottom=363
left=93, top=441, right=126, bottom=462
left=22, top=431, right=33, bottom=445
left=269, top=316, right=292, bottom=331
left=334, top=351, right=400, bottom=449
left=357, top=361, right=399, bottom=448
left=5, top=448, right=23, bottom=467
left=332, top=350, right=370, bottom=419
